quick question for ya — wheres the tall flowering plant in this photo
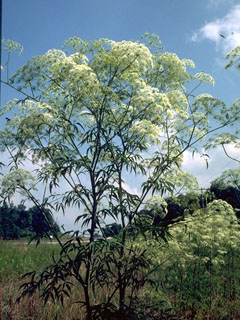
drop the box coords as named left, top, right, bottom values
left=0, top=34, right=237, bottom=319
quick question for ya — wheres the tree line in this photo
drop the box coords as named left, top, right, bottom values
left=0, top=204, right=60, bottom=240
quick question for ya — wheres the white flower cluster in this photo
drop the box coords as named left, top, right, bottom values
left=67, top=63, right=97, bottom=89
left=167, top=90, right=189, bottom=119
left=155, top=52, right=193, bottom=89
left=225, top=45, right=240, bottom=69
left=130, top=119, right=160, bottom=144
left=1, top=169, right=36, bottom=198
left=193, top=72, right=215, bottom=86
left=111, top=40, right=153, bottom=74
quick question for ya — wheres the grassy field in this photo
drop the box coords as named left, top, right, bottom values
left=1, top=239, right=240, bottom=319
left=0, top=241, right=60, bottom=281
left=0, top=241, right=87, bottom=320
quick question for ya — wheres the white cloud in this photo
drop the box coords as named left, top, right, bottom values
left=191, top=4, right=240, bottom=53
left=182, top=144, right=240, bottom=188
left=122, top=181, right=140, bottom=196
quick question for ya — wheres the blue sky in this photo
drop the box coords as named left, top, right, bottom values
left=2, top=0, right=240, bottom=229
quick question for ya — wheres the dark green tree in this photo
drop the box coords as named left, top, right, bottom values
left=28, top=206, right=60, bottom=235
left=0, top=204, right=20, bottom=239
left=0, top=204, right=60, bottom=239
left=102, top=223, right=122, bottom=237
left=210, top=168, right=240, bottom=210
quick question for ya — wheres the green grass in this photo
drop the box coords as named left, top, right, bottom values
left=0, top=241, right=85, bottom=320
left=0, top=241, right=61, bottom=282
left=2, top=240, right=240, bottom=319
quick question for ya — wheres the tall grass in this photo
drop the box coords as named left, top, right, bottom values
left=0, top=241, right=61, bottom=281
left=0, top=241, right=171, bottom=319
left=0, top=241, right=86, bottom=320
left=0, top=280, right=86, bottom=320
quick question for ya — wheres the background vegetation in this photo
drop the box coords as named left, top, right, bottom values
left=0, top=204, right=60, bottom=240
